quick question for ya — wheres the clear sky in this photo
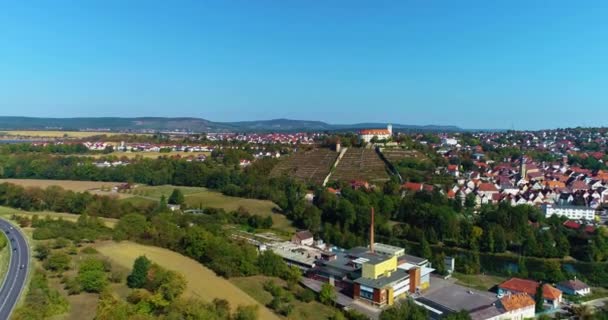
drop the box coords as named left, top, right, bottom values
left=1, top=1, right=607, bottom=130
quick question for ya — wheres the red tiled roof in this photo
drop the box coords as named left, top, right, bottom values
left=447, top=190, right=456, bottom=199
left=402, top=182, right=423, bottom=191
left=570, top=180, right=589, bottom=190
left=447, top=165, right=458, bottom=171
left=360, top=129, right=391, bottom=135
left=563, top=220, right=581, bottom=230
left=478, top=183, right=498, bottom=192
left=499, top=278, right=562, bottom=300
left=500, top=293, right=535, bottom=311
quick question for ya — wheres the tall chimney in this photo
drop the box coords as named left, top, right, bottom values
left=370, top=207, right=375, bottom=253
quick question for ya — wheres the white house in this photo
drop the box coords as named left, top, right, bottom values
left=543, top=204, right=596, bottom=221
left=557, top=279, right=591, bottom=296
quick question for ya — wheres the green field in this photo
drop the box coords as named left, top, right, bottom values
left=230, top=275, right=337, bottom=320
left=0, top=179, right=293, bottom=232
left=133, top=185, right=294, bottom=232
left=452, top=272, right=506, bottom=291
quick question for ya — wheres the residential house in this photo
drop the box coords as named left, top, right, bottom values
left=498, top=278, right=562, bottom=309
left=556, top=279, right=591, bottom=296
left=292, top=230, right=314, bottom=247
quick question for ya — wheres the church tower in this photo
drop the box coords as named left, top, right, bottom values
left=519, top=155, right=527, bottom=181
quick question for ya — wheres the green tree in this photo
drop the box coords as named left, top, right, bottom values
left=127, top=255, right=151, bottom=289
left=168, top=188, right=185, bottom=206
left=535, top=283, right=544, bottom=313
left=78, top=258, right=108, bottom=293
left=380, top=299, right=428, bottom=320
left=319, top=283, right=336, bottom=305
left=420, top=237, right=432, bottom=260
left=443, top=310, right=472, bottom=320
left=114, top=213, right=150, bottom=241
left=34, top=244, right=51, bottom=260
left=234, top=305, right=258, bottom=320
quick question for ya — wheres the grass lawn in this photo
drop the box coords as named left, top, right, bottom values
left=95, top=241, right=280, bottom=320
left=452, top=272, right=506, bottom=292
left=0, top=233, right=8, bottom=290
left=230, top=275, right=338, bottom=320
left=0, top=206, right=118, bottom=228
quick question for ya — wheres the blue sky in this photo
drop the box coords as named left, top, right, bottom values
left=1, top=1, right=607, bottom=129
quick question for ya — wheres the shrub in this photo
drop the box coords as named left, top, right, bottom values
left=77, top=258, right=108, bottom=293
left=109, top=270, right=123, bottom=283
left=44, top=252, right=71, bottom=272
left=81, top=246, right=99, bottom=254
left=298, top=289, right=316, bottom=303
left=64, top=277, right=82, bottom=295
left=52, top=237, right=70, bottom=249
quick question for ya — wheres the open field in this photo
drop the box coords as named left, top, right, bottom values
left=452, top=272, right=506, bottom=291
left=0, top=130, right=125, bottom=138
left=0, top=206, right=118, bottom=228
left=231, top=275, right=337, bottom=320
left=96, top=241, right=280, bottom=320
left=270, top=148, right=338, bottom=185
left=330, top=148, right=390, bottom=183
left=135, top=185, right=293, bottom=232
left=0, top=179, right=293, bottom=232
left=0, top=179, right=123, bottom=193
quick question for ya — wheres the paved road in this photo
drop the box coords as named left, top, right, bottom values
left=0, top=218, right=30, bottom=319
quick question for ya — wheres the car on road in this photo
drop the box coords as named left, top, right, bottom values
left=20, top=264, right=25, bottom=269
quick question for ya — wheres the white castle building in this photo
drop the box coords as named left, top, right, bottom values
left=360, top=124, right=393, bottom=143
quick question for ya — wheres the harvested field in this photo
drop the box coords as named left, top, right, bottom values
left=330, top=148, right=390, bottom=183
left=270, top=148, right=338, bottom=185
left=85, top=151, right=210, bottom=159
left=96, top=241, right=280, bottom=320
left=0, top=130, right=124, bottom=138
left=0, top=179, right=123, bottom=193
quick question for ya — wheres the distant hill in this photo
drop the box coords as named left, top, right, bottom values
left=0, top=116, right=466, bottom=132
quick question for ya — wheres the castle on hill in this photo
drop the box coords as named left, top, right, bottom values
left=359, top=124, right=393, bottom=143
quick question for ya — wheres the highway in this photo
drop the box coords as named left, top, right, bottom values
left=0, top=218, right=30, bottom=319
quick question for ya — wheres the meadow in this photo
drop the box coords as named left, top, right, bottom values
left=0, top=206, right=118, bottom=228
left=96, top=241, right=281, bottom=320
left=0, top=178, right=293, bottom=232
left=133, top=185, right=293, bottom=232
